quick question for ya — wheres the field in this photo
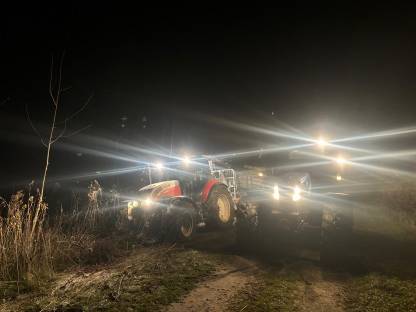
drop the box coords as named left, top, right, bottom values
left=1, top=183, right=416, bottom=311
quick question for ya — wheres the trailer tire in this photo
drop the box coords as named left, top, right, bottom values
left=207, top=185, right=235, bottom=228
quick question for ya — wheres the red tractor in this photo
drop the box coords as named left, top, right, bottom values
left=126, top=159, right=237, bottom=241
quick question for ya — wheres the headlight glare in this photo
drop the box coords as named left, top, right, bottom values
left=143, top=198, right=152, bottom=208
left=292, top=186, right=301, bottom=202
left=273, top=185, right=280, bottom=200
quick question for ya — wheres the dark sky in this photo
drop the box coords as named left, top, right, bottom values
left=1, top=5, right=416, bottom=191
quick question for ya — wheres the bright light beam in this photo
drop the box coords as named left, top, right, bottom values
left=333, top=126, right=416, bottom=143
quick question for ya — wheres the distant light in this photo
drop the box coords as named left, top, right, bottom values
left=183, top=155, right=191, bottom=165
left=317, top=136, right=328, bottom=148
left=258, top=172, right=264, bottom=177
left=336, top=174, right=342, bottom=181
left=154, top=162, right=163, bottom=170
left=336, top=156, right=346, bottom=165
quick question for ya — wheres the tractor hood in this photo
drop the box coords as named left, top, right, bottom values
left=138, top=180, right=182, bottom=200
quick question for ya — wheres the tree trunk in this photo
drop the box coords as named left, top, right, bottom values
left=31, top=103, right=58, bottom=240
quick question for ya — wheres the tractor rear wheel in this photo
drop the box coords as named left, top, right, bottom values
left=207, top=185, right=235, bottom=228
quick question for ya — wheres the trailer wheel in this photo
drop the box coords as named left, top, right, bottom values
left=207, top=185, right=235, bottom=228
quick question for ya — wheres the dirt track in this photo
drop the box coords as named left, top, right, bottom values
left=166, top=253, right=348, bottom=312
left=290, top=261, right=348, bottom=312
left=166, top=256, right=259, bottom=312
left=176, top=230, right=349, bottom=311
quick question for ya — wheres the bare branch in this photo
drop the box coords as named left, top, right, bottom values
left=56, top=93, right=93, bottom=125
left=61, top=86, right=72, bottom=93
left=51, top=120, right=68, bottom=144
left=49, top=55, right=55, bottom=105
left=25, top=103, right=47, bottom=148
left=51, top=123, right=91, bottom=145
left=55, top=51, right=65, bottom=105
left=60, top=124, right=92, bottom=139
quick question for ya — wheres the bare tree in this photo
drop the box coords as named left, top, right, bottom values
left=26, top=53, right=92, bottom=240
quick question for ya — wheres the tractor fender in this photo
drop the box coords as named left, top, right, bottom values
left=201, top=179, right=229, bottom=203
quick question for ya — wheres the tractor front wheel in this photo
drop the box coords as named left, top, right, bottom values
left=166, top=200, right=197, bottom=242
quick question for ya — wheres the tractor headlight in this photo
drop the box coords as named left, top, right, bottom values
left=127, top=200, right=139, bottom=221
left=143, top=198, right=152, bottom=209
left=292, top=186, right=302, bottom=202
left=128, top=200, right=139, bottom=209
left=273, top=185, right=280, bottom=200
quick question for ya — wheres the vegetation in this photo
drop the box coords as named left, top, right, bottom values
left=2, top=247, right=216, bottom=312
left=345, top=274, right=416, bottom=312
left=227, top=271, right=300, bottom=312
left=0, top=181, right=130, bottom=299
left=0, top=187, right=52, bottom=285
left=1, top=177, right=416, bottom=311
left=0, top=177, right=222, bottom=311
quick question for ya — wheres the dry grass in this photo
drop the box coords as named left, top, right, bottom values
left=1, top=247, right=217, bottom=312
left=0, top=187, right=51, bottom=286
left=0, top=180, right=130, bottom=298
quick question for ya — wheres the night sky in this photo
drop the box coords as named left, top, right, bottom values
left=1, top=5, right=416, bottom=192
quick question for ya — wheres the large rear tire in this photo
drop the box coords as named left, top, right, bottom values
left=207, top=185, right=235, bottom=228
